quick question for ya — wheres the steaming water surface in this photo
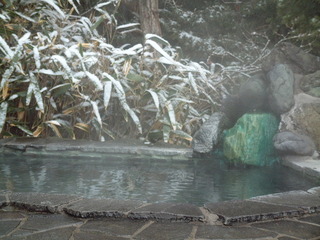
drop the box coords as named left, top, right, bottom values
left=0, top=154, right=318, bottom=205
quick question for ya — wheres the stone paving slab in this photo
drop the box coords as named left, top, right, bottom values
left=299, top=214, right=320, bottom=225
left=73, top=231, right=128, bottom=240
left=204, top=200, right=301, bottom=225
left=132, top=222, right=193, bottom=240
left=308, top=186, right=320, bottom=197
left=64, top=198, right=144, bottom=218
left=128, top=203, right=204, bottom=222
left=9, top=192, right=80, bottom=213
left=250, top=190, right=320, bottom=213
left=0, top=193, right=7, bottom=208
left=282, top=155, right=320, bottom=178
left=195, top=224, right=277, bottom=239
left=1, top=207, right=320, bottom=240
left=0, top=137, right=193, bottom=160
left=80, top=219, right=147, bottom=238
left=252, top=219, right=320, bottom=239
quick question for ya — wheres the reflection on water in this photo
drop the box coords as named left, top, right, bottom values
left=0, top=154, right=318, bottom=205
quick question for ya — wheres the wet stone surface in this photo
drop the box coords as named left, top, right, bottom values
left=64, top=198, right=144, bottom=218
left=9, top=192, right=80, bottom=213
left=252, top=219, right=320, bottom=239
left=250, top=190, right=320, bottom=213
left=1, top=192, right=320, bottom=240
left=195, top=225, right=277, bottom=239
left=128, top=203, right=204, bottom=222
left=204, top=200, right=301, bottom=225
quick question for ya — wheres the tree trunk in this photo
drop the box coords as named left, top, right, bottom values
left=138, top=0, right=162, bottom=36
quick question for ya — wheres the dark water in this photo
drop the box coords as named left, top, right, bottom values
left=0, top=154, right=318, bottom=206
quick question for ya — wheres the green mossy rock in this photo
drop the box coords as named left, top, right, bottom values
left=223, top=113, right=279, bottom=166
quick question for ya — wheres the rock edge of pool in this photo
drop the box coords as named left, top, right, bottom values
left=0, top=137, right=319, bottom=226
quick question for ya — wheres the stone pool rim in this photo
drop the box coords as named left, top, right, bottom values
left=0, top=137, right=319, bottom=226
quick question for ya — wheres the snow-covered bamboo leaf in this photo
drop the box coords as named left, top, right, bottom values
left=67, top=0, right=79, bottom=14
left=14, top=11, right=36, bottom=23
left=102, top=72, right=142, bottom=133
left=166, top=102, right=176, bottom=131
left=0, top=66, right=14, bottom=91
left=40, top=0, right=65, bottom=18
left=145, top=34, right=170, bottom=46
left=145, top=39, right=173, bottom=61
left=91, top=100, right=102, bottom=126
left=188, top=72, right=199, bottom=95
left=38, top=69, right=64, bottom=75
left=116, top=23, right=140, bottom=30
left=0, top=102, right=8, bottom=133
left=27, top=73, right=44, bottom=112
left=162, top=124, right=171, bottom=143
left=0, top=36, right=13, bottom=58
left=51, top=55, right=72, bottom=76
left=103, top=81, right=112, bottom=109
left=46, top=120, right=61, bottom=126
left=85, top=71, right=103, bottom=90
left=33, top=46, right=41, bottom=69
left=146, top=89, right=160, bottom=110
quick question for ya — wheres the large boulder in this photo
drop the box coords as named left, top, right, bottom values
left=262, top=42, right=320, bottom=74
left=238, top=73, right=268, bottom=112
left=267, top=64, right=295, bottom=115
left=192, top=112, right=230, bottom=154
left=273, top=131, right=316, bottom=156
left=221, top=74, right=268, bottom=125
left=223, top=113, right=279, bottom=166
left=280, top=93, right=320, bottom=150
left=300, top=70, right=320, bottom=98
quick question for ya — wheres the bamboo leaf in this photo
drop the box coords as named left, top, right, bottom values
left=48, top=123, right=62, bottom=138
left=91, top=100, right=102, bottom=126
left=171, top=130, right=193, bottom=141
left=67, top=0, right=79, bottom=14
left=0, top=35, right=13, bottom=58
left=50, top=83, right=71, bottom=97
left=145, top=34, right=170, bottom=46
left=85, top=71, right=103, bottom=90
left=0, top=66, right=14, bottom=92
left=33, top=46, right=41, bottom=69
left=116, top=23, right=140, bottom=30
left=33, top=125, right=44, bottom=137
left=188, top=72, right=199, bottom=95
left=103, top=81, right=112, bottom=109
left=40, top=0, right=65, bottom=18
left=166, top=101, right=176, bottom=131
left=74, top=122, right=90, bottom=132
left=0, top=102, right=8, bottom=133
left=51, top=55, right=72, bottom=76
left=15, top=125, right=33, bottom=136
left=27, top=73, right=44, bottom=113
left=146, top=89, right=160, bottom=110
left=102, top=72, right=142, bottom=133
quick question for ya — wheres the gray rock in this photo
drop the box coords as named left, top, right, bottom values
left=221, top=94, right=243, bottom=124
left=267, top=64, right=295, bottom=114
left=192, top=112, right=230, bottom=154
left=300, top=70, right=320, bottom=97
left=280, top=93, right=320, bottom=150
left=238, top=73, right=268, bottom=112
left=262, top=42, right=320, bottom=74
left=273, top=131, right=316, bottom=156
